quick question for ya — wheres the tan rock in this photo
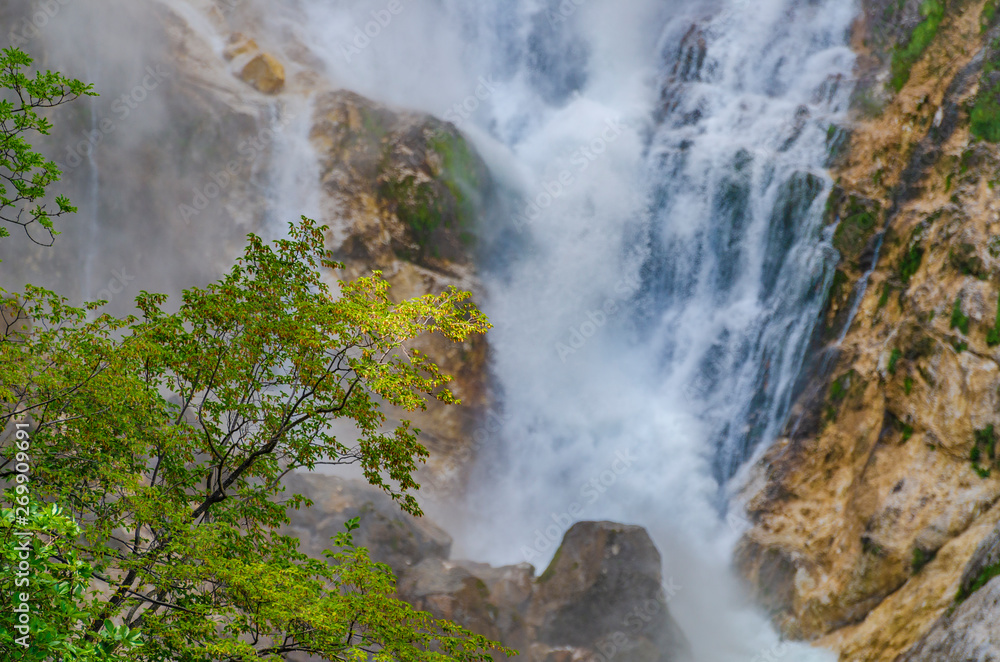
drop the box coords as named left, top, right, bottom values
left=223, top=33, right=257, bottom=61
left=737, top=0, right=1000, bottom=657
left=240, top=52, right=285, bottom=94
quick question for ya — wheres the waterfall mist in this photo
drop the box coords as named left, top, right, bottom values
left=286, top=0, right=856, bottom=658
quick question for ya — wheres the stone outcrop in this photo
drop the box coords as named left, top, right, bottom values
left=898, top=577, right=1000, bottom=661
left=735, top=0, right=1000, bottom=658
left=308, top=89, right=496, bottom=493
left=283, top=472, right=688, bottom=662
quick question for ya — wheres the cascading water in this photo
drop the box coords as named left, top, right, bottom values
left=292, top=0, right=856, bottom=658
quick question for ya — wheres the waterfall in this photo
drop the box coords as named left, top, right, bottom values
left=13, top=0, right=859, bottom=657
left=292, top=0, right=856, bottom=658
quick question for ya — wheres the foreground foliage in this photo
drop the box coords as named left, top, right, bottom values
left=0, top=218, right=506, bottom=660
left=0, top=47, right=93, bottom=245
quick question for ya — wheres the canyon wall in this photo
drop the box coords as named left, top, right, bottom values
left=736, top=0, right=1000, bottom=658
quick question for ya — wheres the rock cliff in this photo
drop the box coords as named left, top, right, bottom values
left=736, top=0, right=1000, bottom=658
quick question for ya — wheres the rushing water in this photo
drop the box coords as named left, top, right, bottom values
left=288, top=1, right=856, bottom=658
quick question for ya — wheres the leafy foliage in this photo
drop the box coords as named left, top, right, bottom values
left=0, top=503, right=139, bottom=661
left=0, top=218, right=507, bottom=661
left=0, top=47, right=94, bottom=245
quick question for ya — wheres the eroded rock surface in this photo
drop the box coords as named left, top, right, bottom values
left=736, top=1, right=1000, bottom=658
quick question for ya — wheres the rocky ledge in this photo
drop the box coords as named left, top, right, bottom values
left=282, top=472, right=689, bottom=662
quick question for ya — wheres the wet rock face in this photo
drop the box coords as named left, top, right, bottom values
left=899, top=577, right=1000, bottom=661
left=310, top=89, right=491, bottom=274
left=735, top=0, right=1000, bottom=658
left=283, top=475, right=687, bottom=662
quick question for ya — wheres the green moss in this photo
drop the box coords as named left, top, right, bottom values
left=987, top=294, right=1000, bottom=346
left=429, top=131, right=481, bottom=232
left=901, top=422, right=914, bottom=441
left=826, top=371, right=861, bottom=423
left=949, top=243, right=988, bottom=279
left=971, top=425, right=997, bottom=478
left=971, top=46, right=1000, bottom=142
left=890, top=0, right=946, bottom=92
left=912, top=546, right=934, bottom=573
left=898, top=233, right=925, bottom=285
left=983, top=0, right=1000, bottom=31
left=537, top=544, right=563, bottom=583
left=951, top=297, right=971, bottom=335
left=904, top=376, right=914, bottom=395
left=888, top=348, right=903, bottom=374
left=877, top=284, right=893, bottom=310
left=957, top=560, right=1000, bottom=602
left=833, top=197, right=881, bottom=259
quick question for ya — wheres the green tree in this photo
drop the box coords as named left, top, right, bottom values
left=0, top=218, right=508, bottom=660
left=1, top=503, right=138, bottom=661
left=0, top=47, right=94, bottom=245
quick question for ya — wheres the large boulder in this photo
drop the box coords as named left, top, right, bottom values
left=529, top=522, right=687, bottom=661
left=397, top=521, right=689, bottom=662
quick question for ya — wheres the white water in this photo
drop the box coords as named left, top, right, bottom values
left=285, top=1, right=857, bottom=659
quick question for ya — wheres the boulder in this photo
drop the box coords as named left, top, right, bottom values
left=530, top=522, right=688, bottom=662
left=240, top=52, right=285, bottom=94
